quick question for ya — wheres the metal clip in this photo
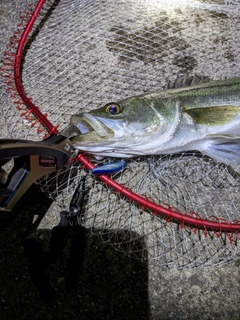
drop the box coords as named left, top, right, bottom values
left=0, top=134, right=74, bottom=213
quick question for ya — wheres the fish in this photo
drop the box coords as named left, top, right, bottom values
left=70, top=76, right=240, bottom=171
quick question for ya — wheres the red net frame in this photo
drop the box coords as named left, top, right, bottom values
left=2, top=0, right=240, bottom=235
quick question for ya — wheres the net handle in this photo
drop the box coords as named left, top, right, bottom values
left=13, top=0, right=240, bottom=234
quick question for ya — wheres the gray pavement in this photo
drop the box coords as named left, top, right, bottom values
left=0, top=1, right=240, bottom=319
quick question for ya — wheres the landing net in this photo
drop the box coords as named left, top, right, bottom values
left=1, top=0, right=240, bottom=268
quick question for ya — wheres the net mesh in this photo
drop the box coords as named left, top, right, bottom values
left=1, top=0, right=240, bottom=268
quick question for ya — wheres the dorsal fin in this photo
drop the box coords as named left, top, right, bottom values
left=166, top=74, right=210, bottom=89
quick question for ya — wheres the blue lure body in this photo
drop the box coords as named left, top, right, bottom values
left=91, top=160, right=127, bottom=175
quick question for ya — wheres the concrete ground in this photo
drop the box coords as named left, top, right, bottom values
left=0, top=1, right=240, bottom=319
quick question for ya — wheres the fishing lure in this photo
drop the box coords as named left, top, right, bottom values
left=91, top=160, right=127, bottom=175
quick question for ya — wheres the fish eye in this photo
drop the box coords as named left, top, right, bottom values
left=105, top=103, right=121, bottom=115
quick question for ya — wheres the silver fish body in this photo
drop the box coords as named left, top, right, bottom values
left=70, top=77, right=240, bottom=170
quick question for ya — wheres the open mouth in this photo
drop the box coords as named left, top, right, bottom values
left=70, top=113, right=114, bottom=141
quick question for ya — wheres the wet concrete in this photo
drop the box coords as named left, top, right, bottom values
left=0, top=1, right=240, bottom=319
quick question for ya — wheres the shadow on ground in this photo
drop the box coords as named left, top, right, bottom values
left=0, top=184, right=150, bottom=320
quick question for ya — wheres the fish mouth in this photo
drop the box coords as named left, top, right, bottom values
left=70, top=113, right=114, bottom=141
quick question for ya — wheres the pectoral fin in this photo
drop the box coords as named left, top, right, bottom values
left=184, top=105, right=240, bottom=126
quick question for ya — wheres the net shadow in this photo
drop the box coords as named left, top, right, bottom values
left=0, top=184, right=150, bottom=320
